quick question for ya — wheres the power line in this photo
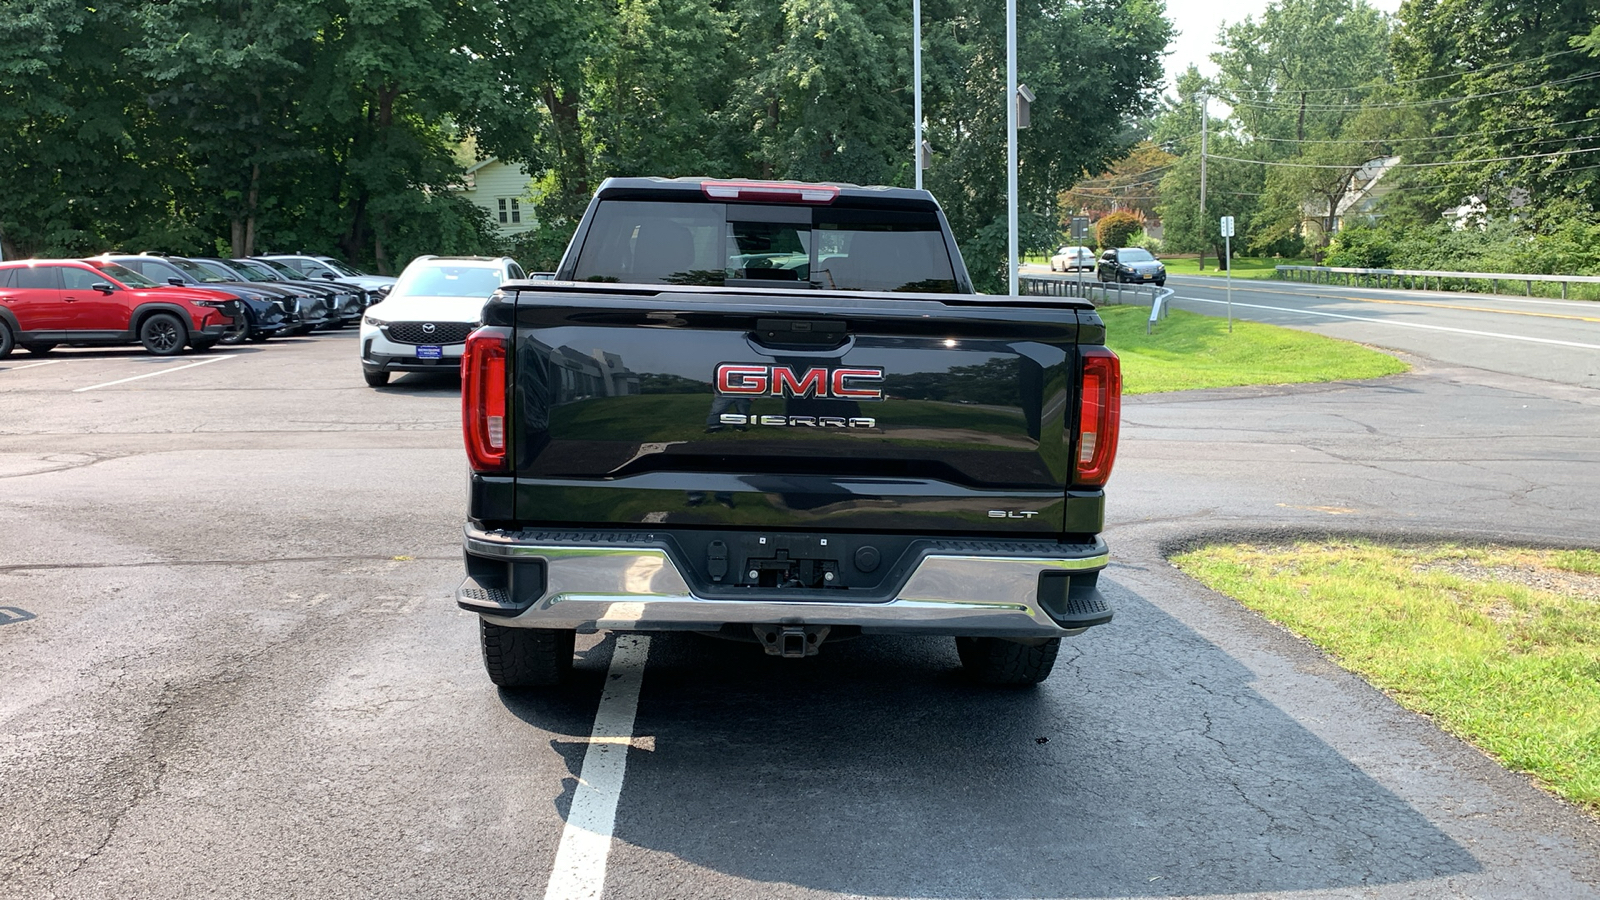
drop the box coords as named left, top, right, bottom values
left=1220, top=69, right=1600, bottom=111
left=1222, top=47, right=1584, bottom=96
left=1242, top=115, right=1600, bottom=146
left=1207, top=145, right=1600, bottom=170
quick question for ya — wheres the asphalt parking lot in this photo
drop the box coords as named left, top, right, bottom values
left=2, top=328, right=1598, bottom=899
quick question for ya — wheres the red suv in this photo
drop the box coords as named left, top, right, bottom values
left=0, top=259, right=241, bottom=358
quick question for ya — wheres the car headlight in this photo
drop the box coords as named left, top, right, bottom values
left=364, top=315, right=388, bottom=327
left=191, top=299, right=230, bottom=308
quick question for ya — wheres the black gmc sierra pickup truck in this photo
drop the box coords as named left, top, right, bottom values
left=456, top=177, right=1122, bottom=686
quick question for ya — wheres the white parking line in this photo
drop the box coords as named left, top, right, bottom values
left=5, top=360, right=64, bottom=371
left=543, top=634, right=651, bottom=900
left=72, top=356, right=232, bottom=393
left=1175, top=295, right=1600, bottom=351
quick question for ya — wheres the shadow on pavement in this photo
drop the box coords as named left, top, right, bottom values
left=499, top=579, right=1480, bottom=898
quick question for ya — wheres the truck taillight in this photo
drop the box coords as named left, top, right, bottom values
left=1075, top=348, right=1122, bottom=487
left=462, top=328, right=509, bottom=473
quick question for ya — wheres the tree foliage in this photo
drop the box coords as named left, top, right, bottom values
left=0, top=0, right=1172, bottom=280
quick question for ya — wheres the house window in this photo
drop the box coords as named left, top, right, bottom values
left=497, top=199, right=507, bottom=224
left=497, top=198, right=522, bottom=225
left=510, top=199, right=521, bottom=224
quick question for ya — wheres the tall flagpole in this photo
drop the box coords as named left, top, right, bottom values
left=914, top=0, right=923, bottom=190
left=1006, top=0, right=1018, bottom=296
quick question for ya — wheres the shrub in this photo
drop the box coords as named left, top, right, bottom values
left=1324, top=225, right=1395, bottom=268
left=1095, top=210, right=1143, bottom=249
left=1126, top=229, right=1164, bottom=254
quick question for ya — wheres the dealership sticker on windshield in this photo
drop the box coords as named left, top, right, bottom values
left=416, top=345, right=443, bottom=359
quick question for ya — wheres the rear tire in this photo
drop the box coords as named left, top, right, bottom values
left=480, top=620, right=575, bottom=688
left=363, top=369, right=390, bottom=387
left=0, top=321, right=13, bottom=358
left=139, top=313, right=187, bottom=356
left=955, top=636, right=1060, bottom=685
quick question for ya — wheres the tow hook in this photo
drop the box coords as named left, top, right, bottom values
left=753, top=624, right=831, bottom=658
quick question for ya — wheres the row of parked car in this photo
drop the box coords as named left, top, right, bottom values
left=0, top=253, right=397, bottom=357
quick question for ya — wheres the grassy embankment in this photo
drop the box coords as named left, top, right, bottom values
left=1173, top=542, right=1600, bottom=814
left=1099, top=304, right=1408, bottom=394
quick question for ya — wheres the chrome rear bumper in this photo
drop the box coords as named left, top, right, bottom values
left=458, top=525, right=1111, bottom=639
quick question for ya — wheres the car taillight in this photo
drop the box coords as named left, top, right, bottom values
left=1075, top=347, right=1122, bottom=487
left=700, top=180, right=839, bottom=204
left=462, top=328, right=510, bottom=473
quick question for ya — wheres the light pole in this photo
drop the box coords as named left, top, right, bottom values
left=914, top=0, right=923, bottom=191
left=1198, top=91, right=1208, bottom=271
left=1006, top=0, right=1018, bottom=296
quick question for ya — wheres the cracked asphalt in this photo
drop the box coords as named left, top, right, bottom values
left=1, top=290, right=1598, bottom=899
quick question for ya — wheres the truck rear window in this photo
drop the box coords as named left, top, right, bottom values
left=570, top=200, right=958, bottom=292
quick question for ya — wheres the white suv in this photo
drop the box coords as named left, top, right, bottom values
left=359, top=256, right=525, bottom=387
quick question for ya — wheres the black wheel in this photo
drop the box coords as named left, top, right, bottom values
left=955, top=636, right=1061, bottom=685
left=219, top=318, right=250, bottom=345
left=363, top=368, right=390, bottom=387
left=25, top=343, right=55, bottom=355
left=0, top=320, right=13, bottom=358
left=480, top=620, right=575, bottom=687
left=1155, top=278, right=1166, bottom=287
left=139, top=313, right=187, bottom=356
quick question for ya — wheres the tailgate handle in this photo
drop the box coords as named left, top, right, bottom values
left=752, top=318, right=849, bottom=349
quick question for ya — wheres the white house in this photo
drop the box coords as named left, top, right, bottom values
left=457, top=158, right=535, bottom=236
left=1301, top=155, right=1401, bottom=236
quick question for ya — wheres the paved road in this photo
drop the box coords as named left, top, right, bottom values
left=1021, top=265, right=1600, bottom=390
left=1, top=323, right=1597, bottom=899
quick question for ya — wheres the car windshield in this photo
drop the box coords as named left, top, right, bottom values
left=231, top=260, right=283, bottom=281
left=255, top=259, right=302, bottom=277
left=169, top=258, right=230, bottom=283
left=391, top=264, right=504, bottom=299
left=96, top=263, right=158, bottom=287
left=321, top=259, right=364, bottom=277
left=196, top=260, right=244, bottom=280
left=1119, top=249, right=1156, bottom=262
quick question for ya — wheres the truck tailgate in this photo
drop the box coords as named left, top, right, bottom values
left=510, top=285, right=1096, bottom=535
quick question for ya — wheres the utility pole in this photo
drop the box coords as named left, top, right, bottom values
left=1198, top=91, right=1208, bottom=272
left=913, top=0, right=923, bottom=191
left=1006, top=0, right=1018, bottom=295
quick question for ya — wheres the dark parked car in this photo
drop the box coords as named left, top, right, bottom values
left=0, top=259, right=240, bottom=357
left=229, top=258, right=367, bottom=327
left=1096, top=247, right=1166, bottom=286
left=92, top=255, right=295, bottom=343
left=154, top=255, right=332, bottom=335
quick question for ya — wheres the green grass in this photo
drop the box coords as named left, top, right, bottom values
left=1171, top=541, right=1600, bottom=813
left=1162, top=256, right=1313, bottom=279
left=1099, top=305, right=1408, bottom=394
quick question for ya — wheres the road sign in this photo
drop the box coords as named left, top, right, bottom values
left=1070, top=216, right=1090, bottom=241
left=1220, top=215, right=1235, bottom=238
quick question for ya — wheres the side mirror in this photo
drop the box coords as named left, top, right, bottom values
left=168, top=278, right=184, bottom=286
left=320, top=272, right=336, bottom=279
left=92, top=282, right=114, bottom=294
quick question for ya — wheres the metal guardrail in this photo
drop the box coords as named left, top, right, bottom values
left=1019, top=275, right=1175, bottom=333
left=1276, top=265, right=1600, bottom=299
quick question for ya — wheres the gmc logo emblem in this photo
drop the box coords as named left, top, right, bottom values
left=715, top=364, right=885, bottom=400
